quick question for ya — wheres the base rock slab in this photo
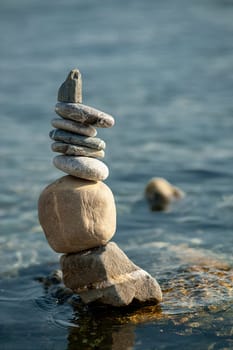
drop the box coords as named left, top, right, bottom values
left=61, top=242, right=162, bottom=307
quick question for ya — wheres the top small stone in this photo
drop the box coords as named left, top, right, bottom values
left=58, top=69, right=82, bottom=103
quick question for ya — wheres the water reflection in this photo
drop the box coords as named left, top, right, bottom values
left=64, top=294, right=233, bottom=350
left=66, top=300, right=163, bottom=350
left=67, top=314, right=135, bottom=350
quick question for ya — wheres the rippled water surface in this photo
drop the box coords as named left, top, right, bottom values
left=0, top=0, right=233, bottom=349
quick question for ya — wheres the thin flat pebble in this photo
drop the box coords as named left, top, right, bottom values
left=51, top=118, right=97, bottom=137
left=49, top=129, right=105, bottom=150
left=53, top=155, right=109, bottom=181
left=55, top=102, right=115, bottom=128
left=51, top=142, right=105, bottom=158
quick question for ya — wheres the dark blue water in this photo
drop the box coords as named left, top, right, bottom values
left=0, top=0, right=233, bottom=349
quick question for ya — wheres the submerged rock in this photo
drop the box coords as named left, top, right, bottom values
left=38, top=176, right=116, bottom=253
left=60, top=242, right=162, bottom=307
left=38, top=68, right=163, bottom=309
left=145, top=177, right=184, bottom=211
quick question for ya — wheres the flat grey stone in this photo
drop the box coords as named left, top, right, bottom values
left=55, top=102, right=115, bottom=128
left=51, top=118, right=97, bottom=137
left=57, top=69, right=82, bottom=103
left=51, top=142, right=105, bottom=158
left=49, top=129, right=105, bottom=150
left=53, top=155, right=109, bottom=181
left=60, top=242, right=162, bottom=307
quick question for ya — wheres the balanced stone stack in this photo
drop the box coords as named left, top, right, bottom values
left=38, top=69, right=162, bottom=307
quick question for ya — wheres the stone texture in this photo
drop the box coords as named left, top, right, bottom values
left=55, top=102, right=115, bottom=128
left=38, top=176, right=116, bottom=253
left=50, top=129, right=105, bottom=150
left=51, top=118, right=97, bottom=137
left=51, top=142, right=105, bottom=158
left=60, top=242, right=162, bottom=307
left=53, top=155, right=109, bottom=181
left=57, top=69, right=82, bottom=103
left=145, top=177, right=184, bottom=211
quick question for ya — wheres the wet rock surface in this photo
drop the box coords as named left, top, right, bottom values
left=61, top=242, right=162, bottom=307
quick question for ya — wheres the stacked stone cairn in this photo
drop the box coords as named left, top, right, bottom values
left=38, top=69, right=162, bottom=307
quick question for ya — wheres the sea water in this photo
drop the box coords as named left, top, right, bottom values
left=0, top=0, right=232, bottom=349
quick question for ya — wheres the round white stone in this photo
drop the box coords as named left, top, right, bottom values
left=53, top=155, right=109, bottom=181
